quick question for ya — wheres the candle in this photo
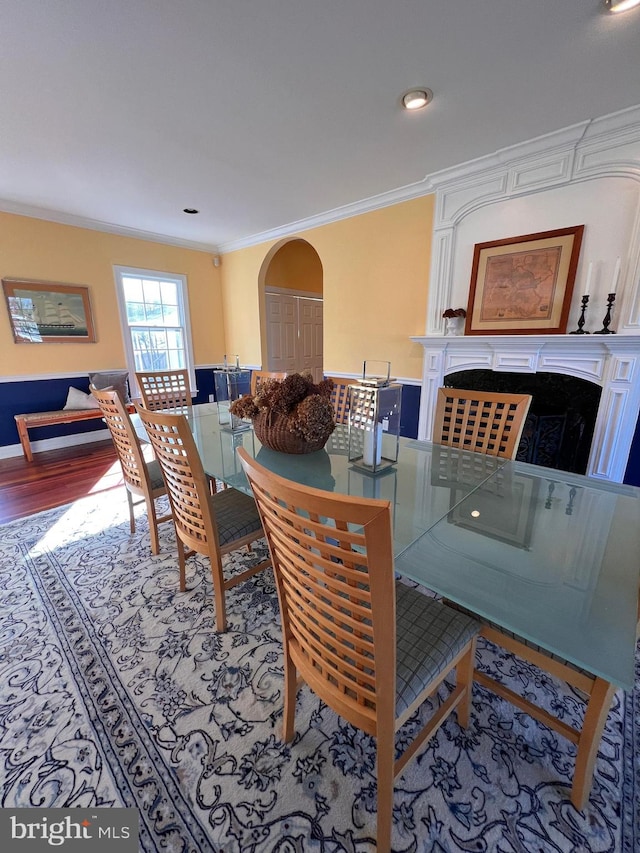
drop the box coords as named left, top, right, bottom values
left=584, top=262, right=593, bottom=297
left=611, top=257, right=621, bottom=294
left=363, top=424, right=383, bottom=467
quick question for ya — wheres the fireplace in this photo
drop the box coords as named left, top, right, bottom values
left=444, top=370, right=600, bottom=474
left=411, top=334, right=640, bottom=483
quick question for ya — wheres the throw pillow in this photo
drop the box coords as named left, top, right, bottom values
left=89, top=370, right=130, bottom=404
left=63, top=386, right=101, bottom=411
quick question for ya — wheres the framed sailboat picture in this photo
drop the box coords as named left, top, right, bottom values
left=2, top=278, right=96, bottom=343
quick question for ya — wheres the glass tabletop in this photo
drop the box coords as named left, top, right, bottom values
left=136, top=403, right=640, bottom=689
left=394, top=459, right=640, bottom=690
left=182, top=403, right=506, bottom=557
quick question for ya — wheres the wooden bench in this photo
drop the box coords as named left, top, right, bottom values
left=15, top=405, right=134, bottom=462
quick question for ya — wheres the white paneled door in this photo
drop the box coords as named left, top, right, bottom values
left=265, top=292, right=323, bottom=381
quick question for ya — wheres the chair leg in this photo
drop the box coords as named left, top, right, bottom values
left=282, top=652, right=297, bottom=742
left=456, top=639, right=476, bottom=728
left=210, top=554, right=228, bottom=632
left=177, top=540, right=187, bottom=593
left=375, top=721, right=395, bottom=853
left=146, top=497, right=160, bottom=556
left=571, top=677, right=616, bottom=810
left=126, top=489, right=136, bottom=534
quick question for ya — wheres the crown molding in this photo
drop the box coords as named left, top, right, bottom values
left=219, top=104, right=640, bottom=254
left=217, top=178, right=431, bottom=253
left=0, top=199, right=219, bottom=253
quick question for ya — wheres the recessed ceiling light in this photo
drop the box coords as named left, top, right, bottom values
left=183, top=208, right=199, bottom=214
left=605, top=0, right=640, bottom=11
left=401, top=89, right=433, bottom=111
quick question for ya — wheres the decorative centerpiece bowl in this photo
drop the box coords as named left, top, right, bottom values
left=230, top=373, right=335, bottom=454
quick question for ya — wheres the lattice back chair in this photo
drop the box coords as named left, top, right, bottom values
left=433, top=387, right=532, bottom=459
left=327, top=377, right=352, bottom=425
left=136, top=369, right=192, bottom=411
left=250, top=370, right=287, bottom=396
left=90, top=386, right=172, bottom=555
left=136, top=406, right=271, bottom=631
left=237, top=448, right=480, bottom=853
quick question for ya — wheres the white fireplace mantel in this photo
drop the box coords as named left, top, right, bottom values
left=411, top=334, right=640, bottom=482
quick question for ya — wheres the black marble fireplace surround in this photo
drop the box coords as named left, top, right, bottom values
left=445, top=370, right=601, bottom=475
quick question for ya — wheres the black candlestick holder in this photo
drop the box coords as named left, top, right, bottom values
left=594, top=293, right=617, bottom=335
left=570, top=295, right=590, bottom=334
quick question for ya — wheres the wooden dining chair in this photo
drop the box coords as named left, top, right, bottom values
left=136, top=406, right=270, bottom=631
left=327, top=376, right=352, bottom=425
left=250, top=370, right=287, bottom=395
left=90, top=386, right=172, bottom=555
left=136, top=368, right=192, bottom=410
left=433, top=387, right=532, bottom=459
left=237, top=448, right=480, bottom=852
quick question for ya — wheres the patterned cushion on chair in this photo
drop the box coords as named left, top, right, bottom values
left=209, top=488, right=264, bottom=546
left=395, top=583, right=479, bottom=717
left=144, top=459, right=165, bottom=491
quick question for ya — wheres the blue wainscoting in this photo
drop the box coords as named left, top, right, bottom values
left=0, top=370, right=213, bottom=454
left=0, top=370, right=422, bottom=456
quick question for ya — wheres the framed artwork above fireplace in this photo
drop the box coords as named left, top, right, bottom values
left=465, top=225, right=584, bottom=335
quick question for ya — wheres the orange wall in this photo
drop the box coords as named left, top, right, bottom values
left=221, top=195, right=434, bottom=378
left=266, top=239, right=323, bottom=294
left=0, top=212, right=225, bottom=377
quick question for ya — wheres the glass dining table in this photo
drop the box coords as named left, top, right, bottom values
left=135, top=402, right=640, bottom=808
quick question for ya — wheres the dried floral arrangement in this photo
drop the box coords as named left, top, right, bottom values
left=442, top=307, right=467, bottom=318
left=230, top=373, right=336, bottom=444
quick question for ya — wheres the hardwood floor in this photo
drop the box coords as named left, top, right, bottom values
left=0, top=440, right=125, bottom=524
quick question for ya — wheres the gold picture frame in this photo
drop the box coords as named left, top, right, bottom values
left=2, top=278, right=96, bottom=343
left=465, top=225, right=584, bottom=335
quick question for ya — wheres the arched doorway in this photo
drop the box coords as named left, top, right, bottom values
left=258, top=238, right=324, bottom=381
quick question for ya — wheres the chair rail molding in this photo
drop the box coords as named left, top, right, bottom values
left=411, top=334, right=640, bottom=483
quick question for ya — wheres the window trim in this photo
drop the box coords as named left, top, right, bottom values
left=113, top=265, right=196, bottom=398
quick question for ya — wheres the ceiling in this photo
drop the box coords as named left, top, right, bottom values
left=2, top=1, right=640, bottom=252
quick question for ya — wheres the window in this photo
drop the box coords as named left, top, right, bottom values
left=114, top=266, right=195, bottom=393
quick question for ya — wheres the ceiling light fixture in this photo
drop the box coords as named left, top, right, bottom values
left=183, top=208, right=199, bottom=214
left=605, top=0, right=640, bottom=12
left=401, top=88, right=433, bottom=111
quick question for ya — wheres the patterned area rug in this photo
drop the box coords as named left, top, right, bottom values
left=0, top=490, right=637, bottom=852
